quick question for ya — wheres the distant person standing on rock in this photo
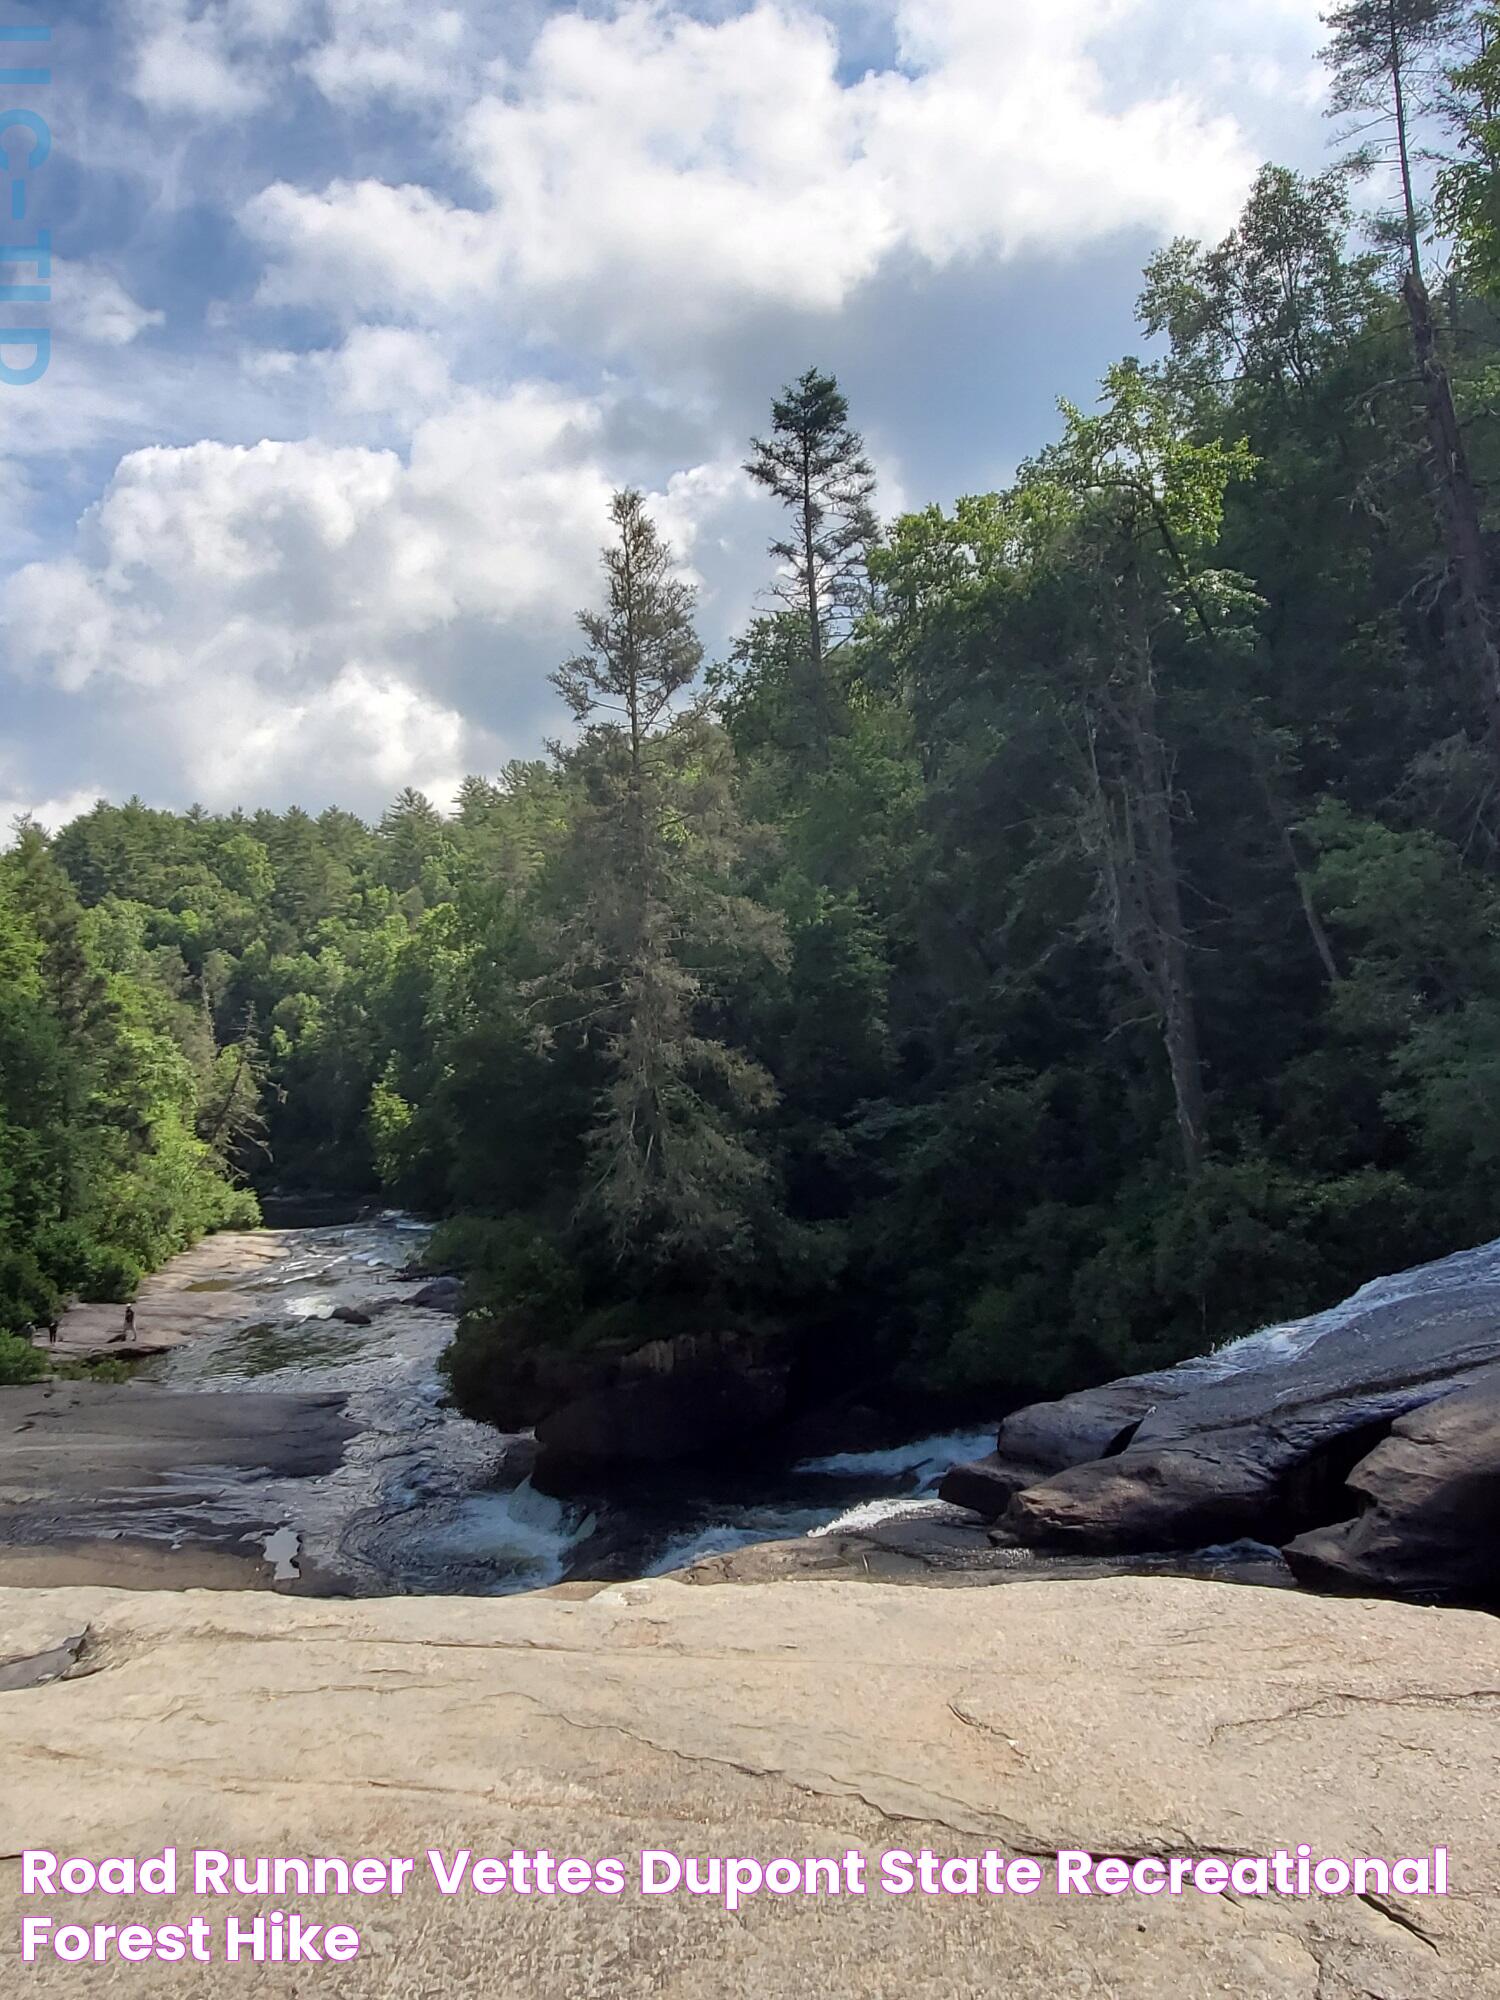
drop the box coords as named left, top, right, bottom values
left=124, top=1304, right=136, bottom=1342
left=48, top=1319, right=59, bottom=1347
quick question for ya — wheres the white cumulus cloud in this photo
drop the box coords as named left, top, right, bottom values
left=243, top=0, right=1293, bottom=356
left=2, top=387, right=747, bottom=813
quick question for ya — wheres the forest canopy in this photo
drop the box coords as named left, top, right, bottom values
left=10, top=10, right=1500, bottom=1417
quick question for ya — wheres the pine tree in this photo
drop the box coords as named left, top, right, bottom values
left=553, top=489, right=702, bottom=909
left=549, top=493, right=784, bottom=1271
left=746, top=369, right=878, bottom=759
left=378, top=788, right=451, bottom=903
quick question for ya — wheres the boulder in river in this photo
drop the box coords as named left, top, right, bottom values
left=459, top=1323, right=793, bottom=1488
left=938, top=1373, right=1194, bottom=1517
left=410, top=1277, right=463, bottom=1312
left=937, top=1453, right=1033, bottom=1518
left=1283, top=1366, right=1500, bottom=1605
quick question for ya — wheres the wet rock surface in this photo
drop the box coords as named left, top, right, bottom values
left=0, top=1382, right=354, bottom=1486
left=0, top=1220, right=514, bottom=1595
left=409, top=1276, right=464, bottom=1311
left=936, top=1452, right=1031, bottom=1517
left=679, top=1515, right=1294, bottom=1592
left=937, top=1239, right=1500, bottom=1605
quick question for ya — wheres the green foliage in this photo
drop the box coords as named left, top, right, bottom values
left=1439, top=8, right=1500, bottom=289
left=18, top=122, right=1500, bottom=1431
left=0, top=1249, right=57, bottom=1343
left=0, top=825, right=260, bottom=1337
left=1141, top=166, right=1383, bottom=404
left=30, top=1224, right=142, bottom=1303
left=436, top=1222, right=587, bottom=1423
left=0, top=1329, right=46, bottom=1385
left=745, top=369, right=879, bottom=760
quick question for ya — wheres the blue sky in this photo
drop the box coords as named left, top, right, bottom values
left=1, top=0, right=1337, bottom=825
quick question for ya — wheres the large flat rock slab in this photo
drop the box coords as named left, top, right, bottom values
left=0, top=1386, right=356, bottom=1584
left=0, top=1384, right=354, bottom=1496
left=38, top=1231, right=297, bottom=1361
left=0, top=1576, right=1493, bottom=1996
left=0, top=1217, right=441, bottom=1591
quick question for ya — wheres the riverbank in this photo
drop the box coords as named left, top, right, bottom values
left=0, top=1217, right=1018, bottom=1596
left=0, top=1215, right=509, bottom=1594
left=1, top=1573, right=1492, bottom=1996
left=0, top=1215, right=1369, bottom=1601
left=38, top=1232, right=293, bottom=1362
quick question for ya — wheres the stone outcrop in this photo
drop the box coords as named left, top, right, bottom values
left=1284, top=1366, right=1500, bottom=1603
left=534, top=1360, right=788, bottom=1473
left=936, top=1452, right=1029, bottom=1517
left=409, top=1276, right=464, bottom=1312
left=469, top=1327, right=792, bottom=1487
left=939, top=1372, right=1196, bottom=1515
left=1, top=1576, right=1494, bottom=1997
left=937, top=1242, right=1500, bottom=1604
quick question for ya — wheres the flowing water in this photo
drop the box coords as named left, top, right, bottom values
left=129, top=1213, right=999, bottom=1595
left=90, top=1208, right=1492, bottom=1598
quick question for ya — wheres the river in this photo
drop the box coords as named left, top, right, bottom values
left=15, top=1210, right=1319, bottom=1597
left=117, top=1210, right=1002, bottom=1595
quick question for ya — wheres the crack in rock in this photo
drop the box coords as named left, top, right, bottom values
left=0, top=1628, right=94, bottom=1693
left=1210, top=1689, right=1500, bottom=1744
left=1355, top=1892, right=1441, bottom=1953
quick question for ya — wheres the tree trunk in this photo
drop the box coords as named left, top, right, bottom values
left=1081, top=616, right=1208, bottom=1181
left=1120, top=678, right=1207, bottom=1178
left=1402, top=269, right=1500, bottom=745
left=1283, top=825, right=1342, bottom=986
left=1389, top=2, right=1424, bottom=289
left=799, top=454, right=833, bottom=765
left=1249, top=746, right=1341, bottom=986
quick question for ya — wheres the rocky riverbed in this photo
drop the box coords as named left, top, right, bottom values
left=0, top=1216, right=529, bottom=1593
left=1, top=1574, right=1493, bottom=1997
left=6, top=1215, right=1498, bottom=1606
left=0, top=1216, right=1026, bottom=1595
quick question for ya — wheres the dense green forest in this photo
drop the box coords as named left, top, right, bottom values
left=8, top=4, right=1500, bottom=1418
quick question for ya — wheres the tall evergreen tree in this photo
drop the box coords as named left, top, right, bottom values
left=553, top=489, right=702, bottom=908
left=550, top=493, right=784, bottom=1270
left=745, top=369, right=878, bottom=759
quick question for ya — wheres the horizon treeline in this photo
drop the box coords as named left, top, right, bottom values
left=10, top=5, right=1500, bottom=1413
